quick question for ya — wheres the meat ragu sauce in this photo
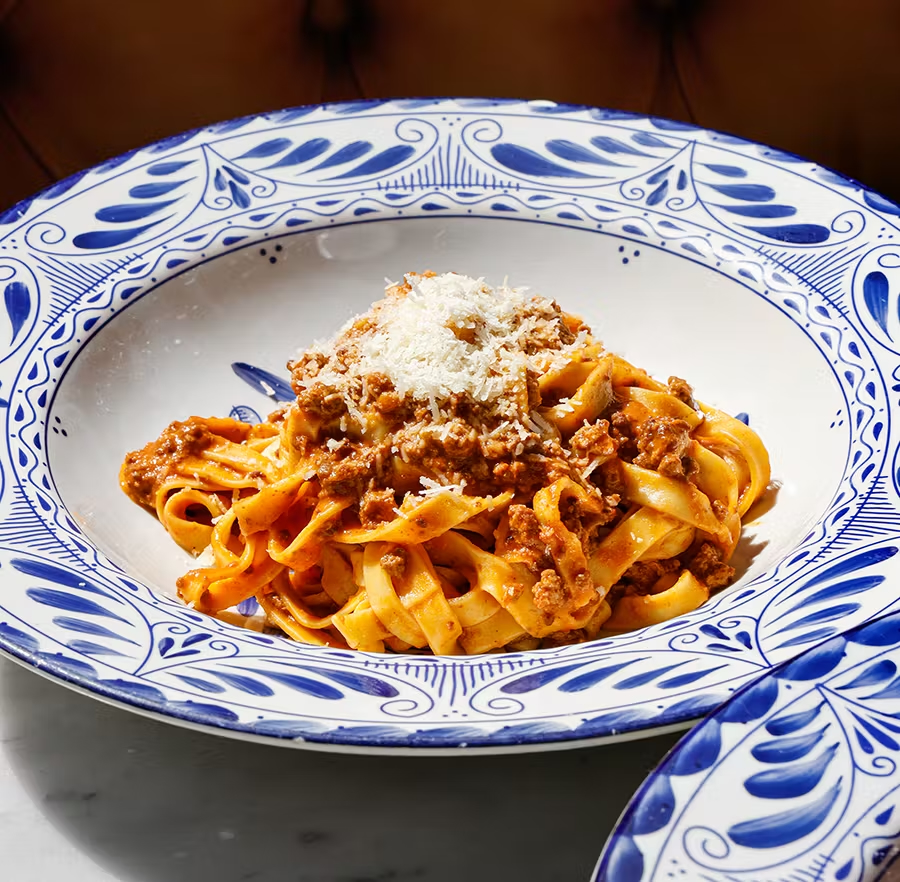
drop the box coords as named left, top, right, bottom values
left=120, top=272, right=769, bottom=654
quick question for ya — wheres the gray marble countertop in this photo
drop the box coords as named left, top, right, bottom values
left=0, top=655, right=681, bottom=881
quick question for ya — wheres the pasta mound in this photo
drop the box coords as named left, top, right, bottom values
left=120, top=272, right=770, bottom=654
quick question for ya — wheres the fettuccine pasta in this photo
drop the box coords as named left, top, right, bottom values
left=120, top=272, right=770, bottom=654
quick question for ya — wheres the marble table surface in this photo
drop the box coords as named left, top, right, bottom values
left=0, top=655, right=682, bottom=882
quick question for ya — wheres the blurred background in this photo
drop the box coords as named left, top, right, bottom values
left=0, top=0, right=899, bottom=210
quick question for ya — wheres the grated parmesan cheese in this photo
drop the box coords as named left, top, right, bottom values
left=302, top=272, right=594, bottom=418
left=419, top=476, right=467, bottom=496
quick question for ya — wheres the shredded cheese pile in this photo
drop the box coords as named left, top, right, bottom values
left=303, top=272, right=589, bottom=417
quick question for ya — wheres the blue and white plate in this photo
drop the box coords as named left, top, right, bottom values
left=1, top=98, right=900, bottom=753
left=595, top=608, right=900, bottom=882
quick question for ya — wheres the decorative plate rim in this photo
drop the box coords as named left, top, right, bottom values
left=594, top=607, right=900, bottom=882
left=0, top=97, right=898, bottom=753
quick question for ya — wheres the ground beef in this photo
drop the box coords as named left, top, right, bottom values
left=619, top=558, right=682, bottom=595
left=294, top=383, right=347, bottom=420
left=318, top=445, right=381, bottom=496
left=633, top=416, right=693, bottom=478
left=526, top=371, right=542, bottom=409
left=667, top=376, right=696, bottom=408
left=120, top=417, right=241, bottom=508
left=532, top=569, right=569, bottom=613
left=498, top=505, right=552, bottom=571
left=610, top=410, right=638, bottom=461
left=594, top=460, right=626, bottom=497
left=687, top=543, right=735, bottom=589
left=359, top=488, right=397, bottom=527
left=560, top=490, right=620, bottom=539
left=569, top=419, right=618, bottom=465
left=375, top=390, right=405, bottom=415
left=380, top=547, right=408, bottom=580
left=518, top=299, right=576, bottom=353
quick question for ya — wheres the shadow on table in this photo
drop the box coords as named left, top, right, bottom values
left=0, top=658, right=682, bottom=882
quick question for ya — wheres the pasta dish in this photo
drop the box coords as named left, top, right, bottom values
left=120, top=272, right=770, bottom=654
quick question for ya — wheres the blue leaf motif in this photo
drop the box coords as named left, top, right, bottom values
left=182, top=632, right=211, bottom=648
left=244, top=668, right=343, bottom=700
left=309, top=141, right=373, bottom=171
left=649, top=117, right=698, bottom=131
left=545, top=140, right=626, bottom=166
left=26, top=588, right=129, bottom=623
left=490, top=144, right=595, bottom=178
left=766, top=704, right=823, bottom=736
left=236, top=596, right=260, bottom=616
left=847, top=610, right=900, bottom=646
left=864, top=271, right=891, bottom=335
left=265, top=138, right=330, bottom=169
left=776, top=640, right=846, bottom=681
left=4, top=281, right=30, bottom=344
left=753, top=726, right=830, bottom=763
left=147, top=160, right=195, bottom=176
left=832, top=548, right=897, bottom=583
left=706, top=183, right=775, bottom=202
left=73, top=220, right=168, bottom=250
left=703, top=163, right=748, bottom=178
left=668, top=719, right=722, bottom=775
left=158, top=636, right=174, bottom=656
left=67, top=639, right=126, bottom=657
left=743, top=223, right=830, bottom=244
left=727, top=781, right=841, bottom=848
left=864, top=190, right=900, bottom=216
left=860, top=674, right=900, bottom=701
left=775, top=602, right=861, bottom=634
left=266, top=107, right=317, bottom=123
left=36, top=652, right=97, bottom=679
left=231, top=362, right=294, bottom=402
left=40, top=170, right=88, bottom=198
left=129, top=180, right=190, bottom=199
left=172, top=674, right=225, bottom=694
left=719, top=678, right=779, bottom=723
left=327, top=145, right=416, bottom=179
left=0, top=622, right=39, bottom=653
left=296, top=666, right=399, bottom=698
left=632, top=132, right=672, bottom=149
left=95, top=199, right=178, bottom=223
left=615, top=662, right=688, bottom=690
left=852, top=710, right=900, bottom=747
left=658, top=665, right=725, bottom=689
left=776, top=626, right=838, bottom=649
left=597, top=835, right=643, bottom=882
left=211, top=670, right=275, bottom=697
left=236, top=138, right=293, bottom=160
left=744, top=743, right=838, bottom=799
left=837, top=659, right=896, bottom=691
left=589, top=136, right=654, bottom=157
left=717, top=204, right=796, bottom=218
left=53, top=617, right=138, bottom=644
left=788, top=575, right=884, bottom=612
left=228, top=181, right=251, bottom=209
left=558, top=659, right=642, bottom=693
left=327, top=99, right=382, bottom=114
left=629, top=773, right=675, bottom=834
left=501, top=662, right=588, bottom=694
left=836, top=858, right=856, bottom=879
left=641, top=180, right=666, bottom=205
left=12, top=559, right=122, bottom=602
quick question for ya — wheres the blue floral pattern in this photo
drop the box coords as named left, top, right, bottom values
left=0, top=99, right=898, bottom=751
left=595, top=610, right=900, bottom=882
